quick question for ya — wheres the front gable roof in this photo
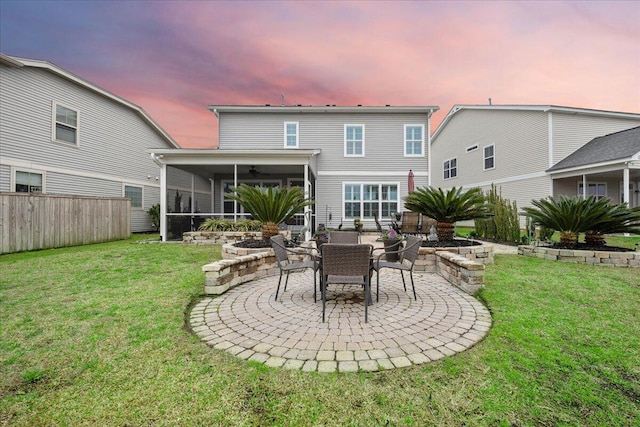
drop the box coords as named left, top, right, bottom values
left=1, top=53, right=179, bottom=148
left=547, top=126, right=640, bottom=173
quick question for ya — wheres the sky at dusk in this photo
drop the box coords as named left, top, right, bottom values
left=1, top=1, right=639, bottom=148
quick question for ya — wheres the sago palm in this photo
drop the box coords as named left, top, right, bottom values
left=584, top=202, right=640, bottom=246
left=521, top=195, right=633, bottom=247
left=404, top=186, right=490, bottom=241
left=226, top=185, right=313, bottom=240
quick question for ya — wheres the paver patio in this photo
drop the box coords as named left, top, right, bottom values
left=190, top=268, right=492, bottom=372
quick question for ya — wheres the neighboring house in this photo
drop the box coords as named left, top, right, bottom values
left=0, top=53, right=208, bottom=232
left=430, top=105, right=640, bottom=223
left=149, top=105, right=439, bottom=241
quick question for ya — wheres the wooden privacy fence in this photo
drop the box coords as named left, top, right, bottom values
left=0, top=193, right=130, bottom=254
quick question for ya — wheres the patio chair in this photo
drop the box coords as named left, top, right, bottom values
left=400, top=211, right=422, bottom=235
left=270, top=235, right=320, bottom=302
left=321, top=243, right=373, bottom=323
left=372, top=235, right=422, bottom=302
left=328, top=231, right=359, bottom=244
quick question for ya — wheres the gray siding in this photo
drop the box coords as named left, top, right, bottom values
left=551, top=113, right=640, bottom=166
left=431, top=109, right=548, bottom=189
left=219, top=112, right=430, bottom=173
left=0, top=63, right=178, bottom=232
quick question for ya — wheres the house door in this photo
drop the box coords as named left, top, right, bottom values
left=619, top=181, right=638, bottom=207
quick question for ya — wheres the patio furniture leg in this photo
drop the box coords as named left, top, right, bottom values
left=322, top=275, right=327, bottom=322
left=364, top=276, right=369, bottom=323
left=284, top=272, right=290, bottom=292
left=410, top=271, right=417, bottom=300
left=400, top=270, right=407, bottom=292
left=275, top=272, right=284, bottom=300
left=376, top=269, right=380, bottom=303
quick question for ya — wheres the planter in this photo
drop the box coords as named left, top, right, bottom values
left=383, top=238, right=402, bottom=262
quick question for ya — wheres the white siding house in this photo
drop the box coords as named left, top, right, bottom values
left=430, top=105, right=640, bottom=223
left=0, top=53, right=210, bottom=233
left=150, top=105, right=439, bottom=241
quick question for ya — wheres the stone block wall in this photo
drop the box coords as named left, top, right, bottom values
left=183, top=231, right=291, bottom=245
left=518, top=245, right=640, bottom=268
left=435, top=251, right=485, bottom=295
left=414, top=244, right=493, bottom=272
left=203, top=252, right=278, bottom=295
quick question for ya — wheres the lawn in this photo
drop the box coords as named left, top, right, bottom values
left=1, top=235, right=639, bottom=426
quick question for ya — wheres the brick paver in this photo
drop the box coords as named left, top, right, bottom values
left=190, top=269, right=491, bottom=372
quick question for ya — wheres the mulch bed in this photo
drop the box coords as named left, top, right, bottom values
left=421, top=239, right=482, bottom=248
left=546, top=243, right=633, bottom=252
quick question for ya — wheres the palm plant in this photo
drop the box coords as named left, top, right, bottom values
left=404, top=186, right=491, bottom=241
left=584, top=203, right=640, bottom=247
left=522, top=195, right=640, bottom=247
left=226, top=185, right=313, bottom=241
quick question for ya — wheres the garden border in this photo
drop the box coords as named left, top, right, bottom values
left=518, top=245, right=640, bottom=267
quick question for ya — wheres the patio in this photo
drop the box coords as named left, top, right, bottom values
left=189, top=266, right=491, bottom=372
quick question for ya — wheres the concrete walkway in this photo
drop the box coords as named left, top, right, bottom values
left=190, top=268, right=492, bottom=372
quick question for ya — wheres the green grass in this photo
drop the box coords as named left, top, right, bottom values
left=1, top=235, right=639, bottom=426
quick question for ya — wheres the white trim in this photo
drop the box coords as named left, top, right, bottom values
left=466, top=144, right=479, bottom=153
left=548, top=111, right=553, bottom=168
left=123, top=183, right=144, bottom=210
left=52, top=101, right=80, bottom=146
left=547, top=158, right=637, bottom=176
left=427, top=116, right=432, bottom=186
left=317, top=170, right=428, bottom=177
left=403, top=124, right=425, bottom=157
left=342, top=181, right=401, bottom=221
left=483, top=144, right=495, bottom=171
left=344, top=124, right=365, bottom=157
left=283, top=121, right=299, bottom=149
left=11, top=166, right=46, bottom=193
left=459, top=171, right=548, bottom=189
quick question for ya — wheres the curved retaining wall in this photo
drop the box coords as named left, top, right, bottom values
left=518, top=245, right=640, bottom=267
left=203, top=243, right=488, bottom=297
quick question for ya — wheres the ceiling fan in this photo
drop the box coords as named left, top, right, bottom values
left=248, top=166, right=270, bottom=178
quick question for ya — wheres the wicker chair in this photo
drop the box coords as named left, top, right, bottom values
left=372, top=235, right=422, bottom=302
left=320, top=243, right=373, bottom=323
left=328, top=231, right=359, bottom=244
left=270, top=235, right=320, bottom=302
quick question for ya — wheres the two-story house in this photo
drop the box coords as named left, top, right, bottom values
left=430, top=105, right=640, bottom=224
left=0, top=53, right=210, bottom=232
left=149, top=105, right=439, bottom=241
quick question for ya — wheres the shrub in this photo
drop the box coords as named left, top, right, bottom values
left=474, top=185, right=520, bottom=243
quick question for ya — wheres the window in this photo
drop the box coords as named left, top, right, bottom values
left=15, top=171, right=43, bottom=193
left=484, top=145, right=495, bottom=170
left=284, top=122, right=298, bottom=148
left=344, top=125, right=364, bottom=156
left=578, top=182, right=607, bottom=201
left=344, top=183, right=398, bottom=219
left=404, top=125, right=424, bottom=156
left=53, top=102, right=78, bottom=144
left=124, top=185, right=143, bottom=208
left=443, top=158, right=457, bottom=180
left=466, top=144, right=478, bottom=153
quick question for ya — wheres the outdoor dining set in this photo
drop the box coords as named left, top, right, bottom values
left=270, top=231, right=423, bottom=323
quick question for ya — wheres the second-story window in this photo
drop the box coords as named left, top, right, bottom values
left=345, top=124, right=365, bottom=157
left=443, top=158, right=457, bottom=180
left=404, top=125, right=424, bottom=156
left=53, top=102, right=78, bottom=145
left=484, top=144, right=495, bottom=170
left=284, top=122, right=298, bottom=148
